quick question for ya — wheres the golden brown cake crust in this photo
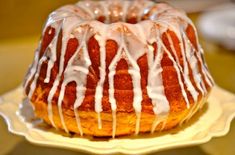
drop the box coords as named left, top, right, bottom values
left=30, top=83, right=211, bottom=137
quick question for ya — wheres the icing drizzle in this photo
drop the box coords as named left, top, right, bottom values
left=23, top=0, right=214, bottom=137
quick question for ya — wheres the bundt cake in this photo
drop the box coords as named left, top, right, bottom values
left=23, top=0, right=214, bottom=137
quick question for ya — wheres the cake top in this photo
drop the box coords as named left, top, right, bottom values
left=47, top=0, right=187, bottom=24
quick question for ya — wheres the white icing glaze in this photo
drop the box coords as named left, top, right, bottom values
left=28, top=56, right=47, bottom=99
left=181, top=31, right=206, bottom=96
left=161, top=39, right=190, bottom=108
left=141, top=22, right=170, bottom=131
left=151, top=114, right=168, bottom=133
left=185, top=17, right=214, bottom=87
left=93, top=26, right=107, bottom=129
left=167, top=32, right=199, bottom=102
left=24, top=0, right=214, bottom=137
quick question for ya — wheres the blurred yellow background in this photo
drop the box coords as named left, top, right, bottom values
left=0, top=0, right=77, bottom=40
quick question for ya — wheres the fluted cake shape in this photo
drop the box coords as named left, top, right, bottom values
left=23, top=0, right=214, bottom=137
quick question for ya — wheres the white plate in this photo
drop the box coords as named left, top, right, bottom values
left=0, top=85, right=235, bottom=154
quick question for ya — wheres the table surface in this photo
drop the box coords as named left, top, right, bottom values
left=1, top=20, right=235, bottom=155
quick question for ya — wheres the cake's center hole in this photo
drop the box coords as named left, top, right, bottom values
left=93, top=7, right=150, bottom=24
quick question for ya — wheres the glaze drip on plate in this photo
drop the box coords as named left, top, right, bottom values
left=24, top=0, right=214, bottom=137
